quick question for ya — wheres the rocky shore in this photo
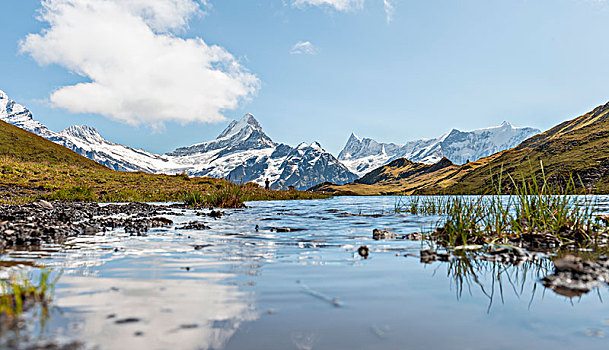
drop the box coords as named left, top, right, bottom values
left=0, top=200, right=218, bottom=250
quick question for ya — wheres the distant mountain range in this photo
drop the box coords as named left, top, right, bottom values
left=0, top=89, right=540, bottom=189
left=0, top=90, right=357, bottom=190
left=312, top=101, right=609, bottom=195
left=338, top=122, right=540, bottom=177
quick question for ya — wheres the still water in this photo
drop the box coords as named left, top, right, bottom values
left=2, top=196, right=609, bottom=349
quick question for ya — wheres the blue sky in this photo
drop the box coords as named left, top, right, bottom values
left=1, top=0, right=609, bottom=155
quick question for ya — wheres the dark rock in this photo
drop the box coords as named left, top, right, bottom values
left=270, top=227, right=305, bottom=233
left=373, top=229, right=398, bottom=240
left=177, top=222, right=210, bottom=230
left=208, top=210, right=223, bottom=218
left=404, top=232, right=424, bottom=241
left=358, top=245, right=369, bottom=258
left=0, top=201, right=184, bottom=249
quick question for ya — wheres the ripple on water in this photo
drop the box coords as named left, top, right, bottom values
left=2, top=196, right=609, bottom=349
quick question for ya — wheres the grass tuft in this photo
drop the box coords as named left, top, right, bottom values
left=0, top=268, right=59, bottom=318
left=395, top=162, right=607, bottom=247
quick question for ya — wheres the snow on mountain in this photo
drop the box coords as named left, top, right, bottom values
left=339, top=122, right=541, bottom=176
left=54, top=125, right=174, bottom=172
left=273, top=141, right=358, bottom=190
left=166, top=116, right=358, bottom=189
left=0, top=89, right=357, bottom=190
left=0, top=90, right=55, bottom=138
left=169, top=113, right=275, bottom=157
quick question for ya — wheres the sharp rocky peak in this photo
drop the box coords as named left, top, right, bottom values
left=347, top=132, right=362, bottom=143
left=217, top=113, right=263, bottom=140
left=60, top=125, right=106, bottom=143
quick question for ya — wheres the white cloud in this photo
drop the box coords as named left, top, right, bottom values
left=20, top=0, right=259, bottom=127
left=292, top=0, right=365, bottom=11
left=383, top=0, right=395, bottom=23
left=293, top=0, right=395, bottom=22
left=290, top=41, right=319, bottom=55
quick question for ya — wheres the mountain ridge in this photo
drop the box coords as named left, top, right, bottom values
left=0, top=89, right=358, bottom=190
left=312, top=101, right=609, bottom=195
left=338, top=121, right=540, bottom=176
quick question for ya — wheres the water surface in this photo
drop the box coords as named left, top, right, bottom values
left=2, top=196, right=609, bottom=349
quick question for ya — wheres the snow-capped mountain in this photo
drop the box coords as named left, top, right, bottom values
left=339, top=122, right=541, bottom=176
left=54, top=125, right=172, bottom=172
left=165, top=114, right=358, bottom=189
left=0, top=90, right=54, bottom=138
left=0, top=91, right=169, bottom=172
left=0, top=89, right=357, bottom=190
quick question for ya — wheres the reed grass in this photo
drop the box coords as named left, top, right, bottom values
left=395, top=161, right=607, bottom=246
left=0, top=269, right=58, bottom=318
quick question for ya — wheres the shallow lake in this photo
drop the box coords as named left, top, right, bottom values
left=3, top=196, right=609, bottom=349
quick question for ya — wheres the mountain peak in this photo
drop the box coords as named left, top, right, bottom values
left=60, top=125, right=106, bottom=144
left=217, top=113, right=262, bottom=139
left=0, top=90, right=8, bottom=100
left=169, top=113, right=274, bottom=156
left=348, top=132, right=362, bottom=143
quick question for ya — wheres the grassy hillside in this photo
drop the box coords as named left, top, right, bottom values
left=312, top=101, right=609, bottom=195
left=0, top=120, right=328, bottom=204
left=309, top=157, right=461, bottom=195
left=0, top=120, right=105, bottom=168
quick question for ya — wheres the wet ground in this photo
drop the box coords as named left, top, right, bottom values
left=2, top=196, right=609, bottom=349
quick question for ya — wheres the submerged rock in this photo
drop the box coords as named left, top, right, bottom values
left=177, top=222, right=210, bottom=230
left=404, top=232, right=424, bottom=241
left=373, top=229, right=398, bottom=240
left=270, top=227, right=305, bottom=233
left=0, top=201, right=180, bottom=248
left=358, top=245, right=369, bottom=258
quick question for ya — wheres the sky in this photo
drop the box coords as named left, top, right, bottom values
left=1, top=0, right=609, bottom=155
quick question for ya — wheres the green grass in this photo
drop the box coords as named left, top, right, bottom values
left=0, top=269, right=59, bottom=318
left=395, top=164, right=607, bottom=247
left=0, top=121, right=330, bottom=205
left=183, top=182, right=330, bottom=208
